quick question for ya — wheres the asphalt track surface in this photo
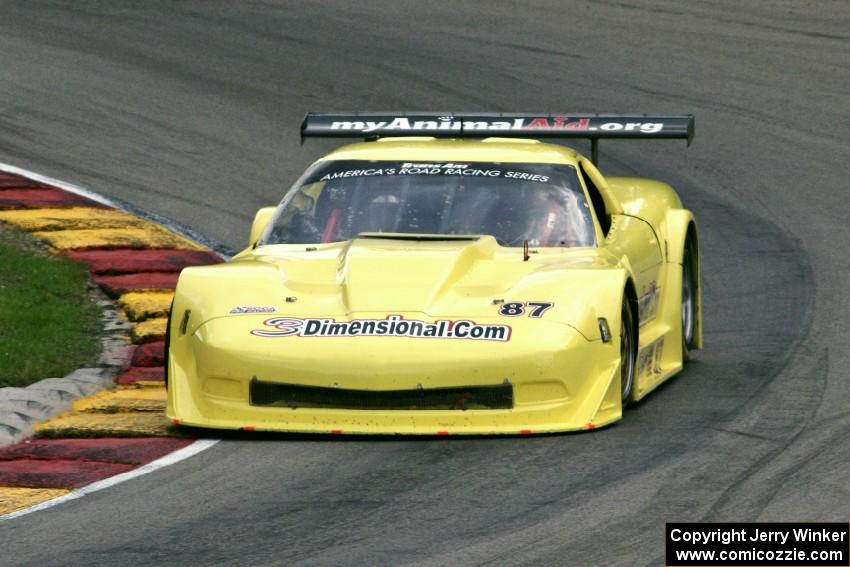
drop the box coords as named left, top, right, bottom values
left=1, top=2, right=848, bottom=565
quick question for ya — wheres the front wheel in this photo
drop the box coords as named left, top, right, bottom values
left=620, top=297, right=637, bottom=403
left=164, top=301, right=173, bottom=389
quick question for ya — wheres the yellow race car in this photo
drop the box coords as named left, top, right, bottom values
left=166, top=113, right=701, bottom=434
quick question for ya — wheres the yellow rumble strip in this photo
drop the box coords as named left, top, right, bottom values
left=118, top=291, right=174, bottom=322
left=35, top=412, right=174, bottom=439
left=73, top=387, right=167, bottom=414
left=130, top=318, right=168, bottom=343
left=32, top=226, right=206, bottom=251
left=0, top=207, right=147, bottom=231
left=0, top=487, right=70, bottom=515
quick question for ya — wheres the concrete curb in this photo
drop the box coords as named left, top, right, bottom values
left=0, top=286, right=131, bottom=447
left=0, top=165, right=225, bottom=515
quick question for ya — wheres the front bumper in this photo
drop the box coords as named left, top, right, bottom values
left=166, top=314, right=623, bottom=435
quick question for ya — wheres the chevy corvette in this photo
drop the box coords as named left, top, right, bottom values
left=166, top=112, right=701, bottom=434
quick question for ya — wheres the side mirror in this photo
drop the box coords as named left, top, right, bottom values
left=249, top=207, right=277, bottom=247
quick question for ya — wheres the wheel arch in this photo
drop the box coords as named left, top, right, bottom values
left=664, top=210, right=703, bottom=350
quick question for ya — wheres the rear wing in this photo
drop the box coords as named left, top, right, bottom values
left=300, top=112, right=694, bottom=165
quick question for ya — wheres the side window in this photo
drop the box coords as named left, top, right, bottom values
left=579, top=162, right=611, bottom=236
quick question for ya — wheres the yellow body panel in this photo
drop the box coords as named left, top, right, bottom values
left=167, top=138, right=701, bottom=434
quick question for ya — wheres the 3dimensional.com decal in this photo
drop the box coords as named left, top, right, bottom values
left=251, top=315, right=512, bottom=341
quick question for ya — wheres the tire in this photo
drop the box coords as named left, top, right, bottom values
left=164, top=301, right=173, bottom=389
left=620, top=296, right=637, bottom=404
left=681, top=236, right=697, bottom=360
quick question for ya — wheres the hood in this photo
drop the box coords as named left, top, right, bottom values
left=176, top=235, right=627, bottom=338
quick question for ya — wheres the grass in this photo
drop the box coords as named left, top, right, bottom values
left=0, top=225, right=102, bottom=387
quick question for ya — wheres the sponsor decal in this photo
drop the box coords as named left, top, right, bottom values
left=319, top=163, right=551, bottom=182
left=327, top=116, right=666, bottom=135
left=638, top=338, right=665, bottom=377
left=637, top=281, right=660, bottom=324
left=497, top=301, right=554, bottom=318
left=251, top=314, right=512, bottom=342
left=638, top=344, right=655, bottom=377
left=230, top=306, right=277, bottom=314
left=302, top=113, right=692, bottom=144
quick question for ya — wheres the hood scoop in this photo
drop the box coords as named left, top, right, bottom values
left=336, top=234, right=525, bottom=313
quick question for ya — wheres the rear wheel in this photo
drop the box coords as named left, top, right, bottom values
left=620, top=297, right=637, bottom=403
left=681, top=237, right=697, bottom=360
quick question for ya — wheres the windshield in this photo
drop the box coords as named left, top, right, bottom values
left=261, top=160, right=596, bottom=247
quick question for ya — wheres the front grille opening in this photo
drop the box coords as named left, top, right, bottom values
left=249, top=378, right=513, bottom=410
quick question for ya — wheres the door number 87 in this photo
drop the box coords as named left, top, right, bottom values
left=498, top=301, right=554, bottom=318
